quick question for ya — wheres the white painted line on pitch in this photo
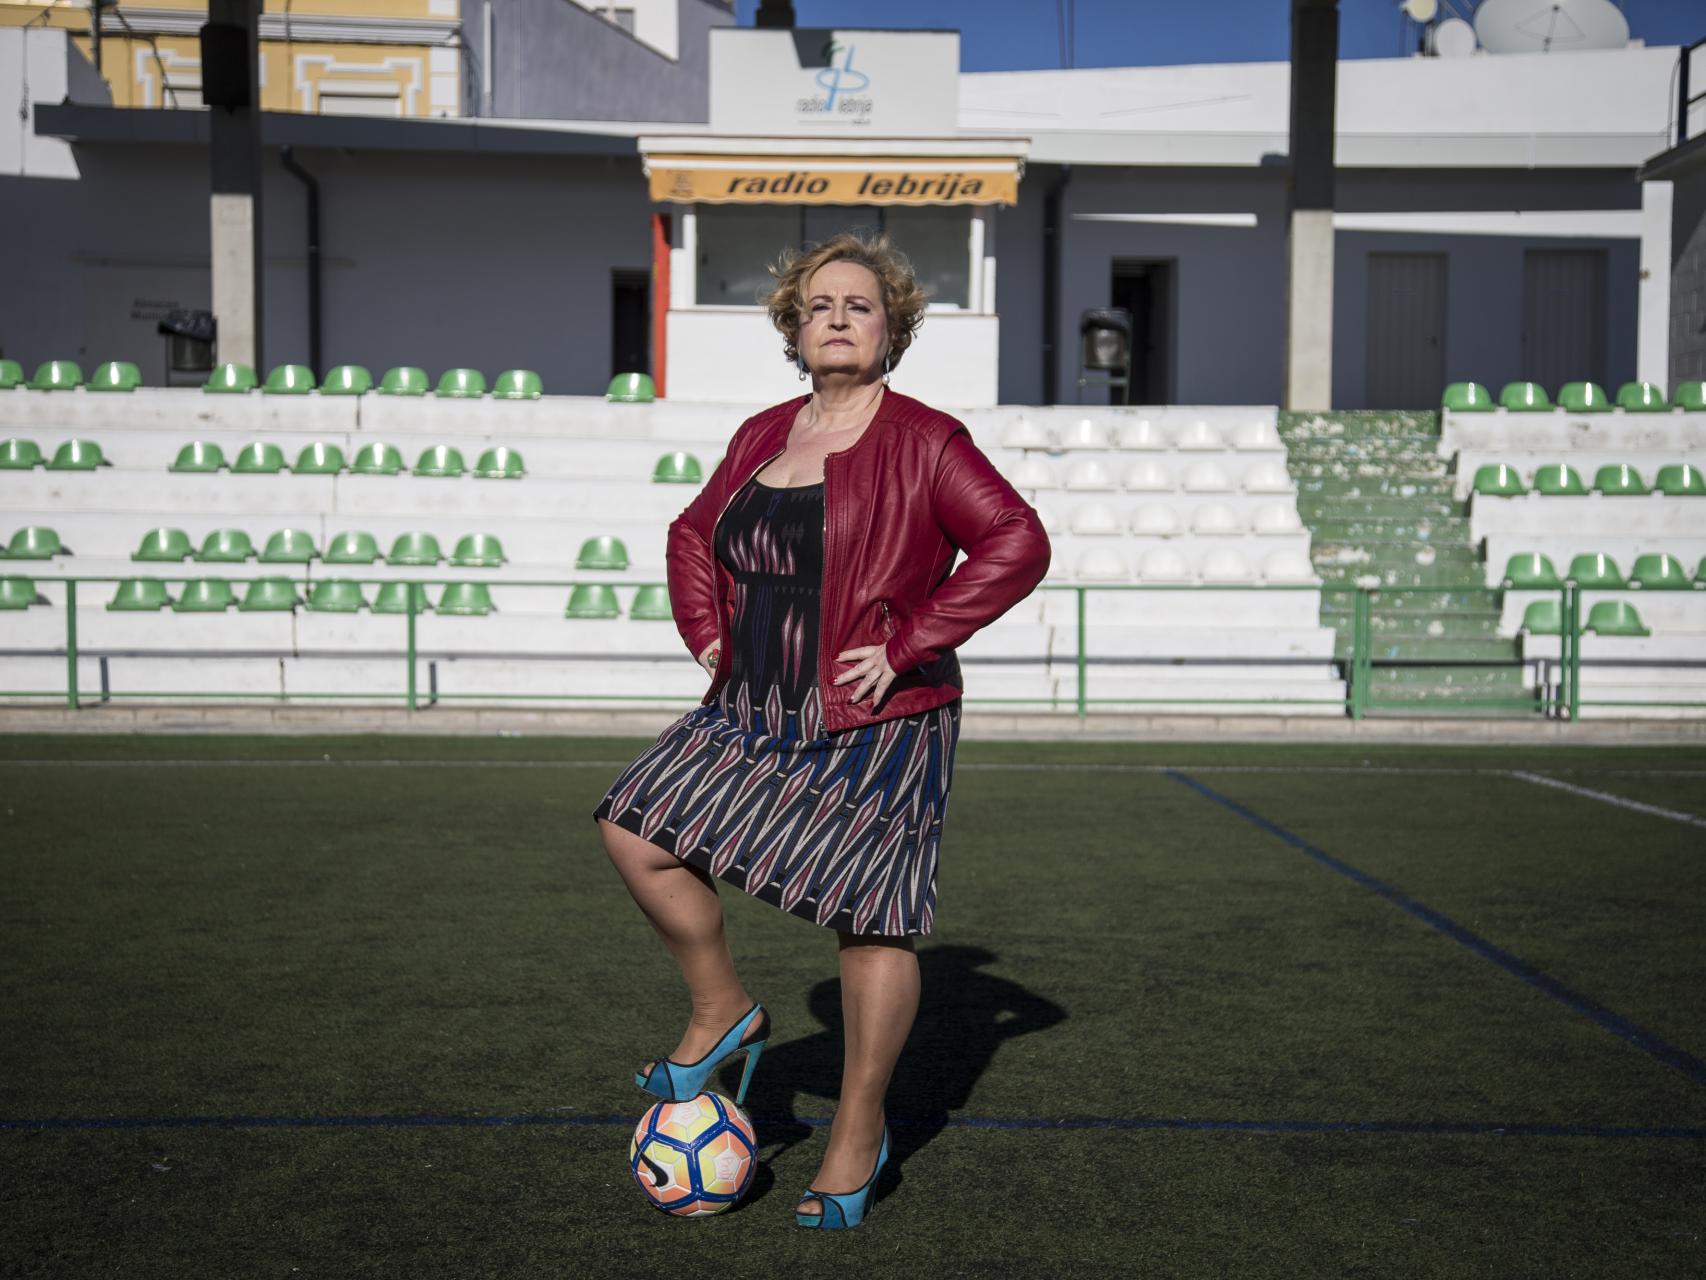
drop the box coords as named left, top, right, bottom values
left=1507, top=771, right=1706, bottom=832
left=2, top=759, right=1705, bottom=780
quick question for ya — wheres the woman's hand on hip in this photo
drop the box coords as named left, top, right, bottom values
left=696, top=642, right=721, bottom=676
left=834, top=644, right=897, bottom=706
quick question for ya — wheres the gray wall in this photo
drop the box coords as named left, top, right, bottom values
left=468, top=0, right=734, bottom=123
left=999, top=163, right=1643, bottom=409
left=1671, top=164, right=1706, bottom=385
left=0, top=142, right=652, bottom=394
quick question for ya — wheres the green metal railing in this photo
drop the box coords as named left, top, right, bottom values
left=4, top=575, right=1702, bottom=719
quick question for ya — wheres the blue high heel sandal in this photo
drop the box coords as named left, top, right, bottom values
left=634, top=1003, right=770, bottom=1106
left=795, top=1125, right=890, bottom=1230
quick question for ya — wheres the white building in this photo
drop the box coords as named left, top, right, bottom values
left=0, top=15, right=1690, bottom=409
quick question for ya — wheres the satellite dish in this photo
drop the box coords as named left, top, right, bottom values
left=1401, top=0, right=1438, bottom=22
left=1430, top=16, right=1477, bottom=57
left=1473, top=0, right=1629, bottom=55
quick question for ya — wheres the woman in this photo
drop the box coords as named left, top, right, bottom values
left=593, top=230, right=1049, bottom=1229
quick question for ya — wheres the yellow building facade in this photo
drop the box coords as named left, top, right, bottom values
left=1, top=0, right=462, bottom=116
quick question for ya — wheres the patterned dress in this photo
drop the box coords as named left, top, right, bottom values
left=592, top=475, right=959, bottom=936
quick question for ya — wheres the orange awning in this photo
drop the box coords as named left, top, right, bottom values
left=646, top=154, right=1022, bottom=206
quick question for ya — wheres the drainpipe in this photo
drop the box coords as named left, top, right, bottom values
left=1041, top=163, right=1072, bottom=406
left=280, top=144, right=322, bottom=377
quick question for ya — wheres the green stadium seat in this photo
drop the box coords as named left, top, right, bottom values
left=1556, top=381, right=1610, bottom=413
left=652, top=452, right=703, bottom=484
left=350, top=442, right=405, bottom=476
left=630, top=584, right=673, bottom=621
left=449, top=534, right=506, bottom=568
left=108, top=578, right=171, bottom=611
left=196, top=529, right=254, bottom=562
left=471, top=446, right=526, bottom=479
left=387, top=532, right=443, bottom=565
left=1615, top=381, right=1669, bottom=412
left=1440, top=381, right=1494, bottom=412
left=1584, top=600, right=1648, bottom=636
left=607, top=372, right=656, bottom=403
left=259, top=529, right=318, bottom=564
left=88, top=361, right=142, bottom=392
left=1518, top=599, right=1563, bottom=635
left=239, top=578, right=301, bottom=612
left=566, top=584, right=621, bottom=619
left=576, top=535, right=630, bottom=570
left=371, top=582, right=432, bottom=614
left=320, top=365, right=373, bottom=396
left=173, top=578, right=236, bottom=612
left=0, top=576, right=45, bottom=610
left=0, top=359, right=24, bottom=389
left=232, top=442, right=287, bottom=474
left=1628, top=553, right=1691, bottom=591
left=307, top=579, right=367, bottom=613
left=170, top=441, right=227, bottom=473
left=414, top=445, right=466, bottom=477
left=46, top=439, right=110, bottom=471
left=323, top=531, right=381, bottom=565
left=438, top=582, right=495, bottom=615
left=203, top=362, right=258, bottom=394
left=434, top=368, right=486, bottom=398
left=1498, top=381, right=1550, bottom=412
left=0, top=439, right=42, bottom=470
left=28, top=360, right=83, bottom=391
left=1675, top=381, right=1706, bottom=411
left=1471, top=464, right=1525, bottom=497
left=1592, top=464, right=1648, bottom=496
left=378, top=366, right=430, bottom=396
left=1655, top=464, right=1705, bottom=497
left=132, top=527, right=193, bottom=562
left=1531, top=463, right=1587, bottom=496
left=1566, top=553, right=1624, bottom=589
left=1500, top=552, right=1560, bottom=590
left=262, top=364, right=317, bottom=394
left=1697, top=557, right=1706, bottom=586
left=492, top=369, right=543, bottom=400
left=291, top=442, right=346, bottom=475
left=6, top=526, right=65, bottom=559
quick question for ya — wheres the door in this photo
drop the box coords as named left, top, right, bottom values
left=1110, top=259, right=1174, bottom=405
left=1365, top=252, right=1446, bottom=410
left=1522, top=249, right=1606, bottom=391
left=610, top=269, right=650, bottom=380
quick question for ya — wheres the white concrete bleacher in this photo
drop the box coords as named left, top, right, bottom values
left=1440, top=407, right=1706, bottom=459
left=1, top=390, right=1343, bottom=715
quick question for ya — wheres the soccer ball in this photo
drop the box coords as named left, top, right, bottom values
left=629, top=1092, right=758, bottom=1217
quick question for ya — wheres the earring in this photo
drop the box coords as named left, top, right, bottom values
left=796, top=352, right=810, bottom=381
left=882, top=352, right=891, bottom=384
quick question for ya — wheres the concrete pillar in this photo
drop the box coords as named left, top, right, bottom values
left=205, top=0, right=263, bottom=372
left=1637, top=179, right=1672, bottom=388
left=1286, top=208, right=1335, bottom=411
left=1284, top=0, right=1337, bottom=412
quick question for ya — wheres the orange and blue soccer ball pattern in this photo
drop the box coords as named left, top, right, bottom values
left=629, top=1092, right=758, bottom=1216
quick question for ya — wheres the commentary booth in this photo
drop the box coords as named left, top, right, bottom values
left=638, top=28, right=1026, bottom=407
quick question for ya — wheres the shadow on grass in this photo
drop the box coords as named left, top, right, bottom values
left=729, top=944, right=1066, bottom=1207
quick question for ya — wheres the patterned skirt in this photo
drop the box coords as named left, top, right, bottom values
left=592, top=680, right=960, bottom=937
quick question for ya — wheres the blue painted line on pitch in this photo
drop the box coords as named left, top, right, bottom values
left=1165, top=769, right=1706, bottom=1090
left=3, top=1112, right=1704, bottom=1139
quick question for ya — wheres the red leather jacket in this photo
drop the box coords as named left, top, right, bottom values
left=667, top=388, right=1052, bottom=733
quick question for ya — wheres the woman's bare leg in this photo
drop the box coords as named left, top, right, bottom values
left=598, top=818, right=753, bottom=1068
left=799, top=933, right=917, bottom=1216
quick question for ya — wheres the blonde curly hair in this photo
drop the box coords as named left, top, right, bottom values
left=762, top=230, right=928, bottom=372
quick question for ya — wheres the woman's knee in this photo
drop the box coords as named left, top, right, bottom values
left=598, top=817, right=676, bottom=875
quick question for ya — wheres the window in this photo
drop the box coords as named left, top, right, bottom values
left=693, top=205, right=973, bottom=309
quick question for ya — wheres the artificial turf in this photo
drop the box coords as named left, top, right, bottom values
left=2, top=734, right=1703, bottom=1277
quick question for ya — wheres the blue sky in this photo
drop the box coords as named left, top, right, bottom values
left=729, top=1, right=1702, bottom=72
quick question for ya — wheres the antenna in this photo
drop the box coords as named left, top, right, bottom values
left=1430, top=16, right=1477, bottom=56
left=1472, top=0, right=1629, bottom=55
